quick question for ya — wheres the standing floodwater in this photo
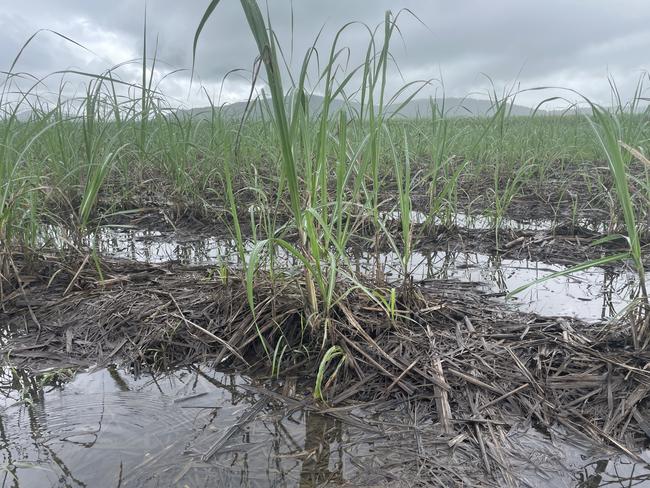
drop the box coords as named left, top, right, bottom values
left=75, top=225, right=639, bottom=322
left=1, top=367, right=649, bottom=487
left=1, top=367, right=396, bottom=487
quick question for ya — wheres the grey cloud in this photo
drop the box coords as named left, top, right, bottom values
left=1, top=1, right=649, bottom=107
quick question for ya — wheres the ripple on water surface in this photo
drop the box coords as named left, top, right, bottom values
left=0, top=367, right=404, bottom=487
left=1, top=367, right=649, bottom=487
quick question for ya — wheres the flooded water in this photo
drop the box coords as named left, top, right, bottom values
left=57, top=226, right=641, bottom=322
left=0, top=367, right=403, bottom=487
left=356, top=248, right=639, bottom=321
left=384, top=210, right=608, bottom=233
left=17, top=221, right=647, bottom=486
left=1, top=367, right=649, bottom=488
left=505, top=426, right=650, bottom=488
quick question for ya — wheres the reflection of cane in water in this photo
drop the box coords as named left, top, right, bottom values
left=298, top=411, right=343, bottom=487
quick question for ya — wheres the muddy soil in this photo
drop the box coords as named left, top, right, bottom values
left=54, top=158, right=648, bottom=242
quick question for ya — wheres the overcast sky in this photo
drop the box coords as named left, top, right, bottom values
left=2, top=0, right=650, bottom=108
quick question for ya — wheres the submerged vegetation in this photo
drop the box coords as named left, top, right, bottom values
left=1, top=1, right=650, bottom=484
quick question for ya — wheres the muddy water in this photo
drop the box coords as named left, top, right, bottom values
left=1, top=367, right=649, bottom=488
left=80, top=227, right=639, bottom=322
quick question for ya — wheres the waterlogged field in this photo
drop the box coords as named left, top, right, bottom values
left=1, top=2, right=650, bottom=487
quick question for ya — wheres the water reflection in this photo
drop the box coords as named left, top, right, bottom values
left=351, top=248, right=638, bottom=321
left=505, top=425, right=650, bottom=488
left=1, top=367, right=650, bottom=487
left=382, top=210, right=607, bottom=233
left=298, top=411, right=343, bottom=487
left=38, top=226, right=640, bottom=322
left=0, top=367, right=389, bottom=487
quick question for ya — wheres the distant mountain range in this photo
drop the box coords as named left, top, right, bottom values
left=177, top=95, right=579, bottom=120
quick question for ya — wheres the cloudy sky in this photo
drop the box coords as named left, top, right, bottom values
left=2, top=0, right=650, bottom=108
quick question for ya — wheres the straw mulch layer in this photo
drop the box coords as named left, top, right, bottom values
left=2, top=253, right=650, bottom=480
